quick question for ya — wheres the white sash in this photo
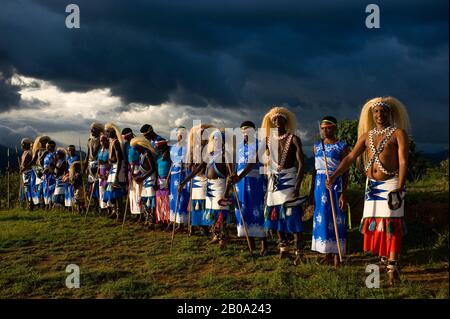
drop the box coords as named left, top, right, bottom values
left=206, top=178, right=229, bottom=210
left=266, top=166, right=297, bottom=206
left=191, top=175, right=207, bottom=200
left=363, top=177, right=405, bottom=218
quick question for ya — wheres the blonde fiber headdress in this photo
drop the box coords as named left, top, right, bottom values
left=261, top=106, right=297, bottom=139
left=358, top=96, right=411, bottom=166
left=130, top=136, right=156, bottom=158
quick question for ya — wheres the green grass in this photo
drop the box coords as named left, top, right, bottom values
left=0, top=174, right=448, bottom=299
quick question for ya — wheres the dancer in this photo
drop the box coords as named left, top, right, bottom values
left=130, top=136, right=157, bottom=228
left=103, top=123, right=127, bottom=219
left=31, top=135, right=51, bottom=208
left=228, top=121, right=267, bottom=256
left=262, top=106, right=305, bottom=259
left=179, top=124, right=214, bottom=236
left=19, top=138, right=34, bottom=210
left=70, top=161, right=86, bottom=213
left=309, top=116, right=348, bottom=268
left=122, top=128, right=141, bottom=221
left=42, top=140, right=57, bottom=210
left=169, top=127, right=190, bottom=232
left=327, top=96, right=410, bottom=286
left=85, top=123, right=103, bottom=211
left=97, top=134, right=111, bottom=214
left=155, top=137, right=172, bottom=228
left=53, top=148, right=68, bottom=209
left=64, top=145, right=79, bottom=210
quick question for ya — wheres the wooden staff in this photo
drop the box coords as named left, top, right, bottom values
left=320, top=135, right=343, bottom=263
left=84, top=165, right=99, bottom=220
left=78, top=139, right=87, bottom=210
left=121, top=186, right=130, bottom=229
left=15, top=147, right=24, bottom=208
left=187, top=178, right=193, bottom=236
left=225, top=162, right=255, bottom=262
left=170, top=191, right=181, bottom=253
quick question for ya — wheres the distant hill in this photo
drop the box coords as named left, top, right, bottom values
left=423, top=150, right=449, bottom=165
left=0, top=145, right=20, bottom=173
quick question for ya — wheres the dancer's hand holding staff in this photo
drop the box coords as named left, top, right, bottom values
left=321, top=123, right=343, bottom=263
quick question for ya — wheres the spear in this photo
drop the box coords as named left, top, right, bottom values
left=319, top=121, right=343, bottom=263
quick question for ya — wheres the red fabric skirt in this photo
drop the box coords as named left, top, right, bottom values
left=360, top=217, right=406, bottom=257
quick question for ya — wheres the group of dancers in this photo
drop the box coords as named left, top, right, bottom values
left=17, top=96, right=411, bottom=286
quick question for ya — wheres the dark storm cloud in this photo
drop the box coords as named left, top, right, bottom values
left=0, top=0, right=448, bottom=147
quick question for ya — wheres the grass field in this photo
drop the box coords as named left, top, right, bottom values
left=0, top=173, right=448, bottom=299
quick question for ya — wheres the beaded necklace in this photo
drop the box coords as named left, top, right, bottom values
left=365, top=126, right=398, bottom=176
left=267, top=133, right=293, bottom=171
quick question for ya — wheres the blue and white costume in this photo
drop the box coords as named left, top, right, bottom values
left=52, top=158, right=67, bottom=205
left=264, top=134, right=303, bottom=234
left=169, top=144, right=190, bottom=224
left=42, top=152, right=56, bottom=205
left=64, top=154, right=79, bottom=208
left=97, top=148, right=111, bottom=209
left=125, top=141, right=142, bottom=215
left=235, top=140, right=266, bottom=238
left=205, top=153, right=230, bottom=226
left=139, top=152, right=156, bottom=210
left=311, top=140, right=347, bottom=254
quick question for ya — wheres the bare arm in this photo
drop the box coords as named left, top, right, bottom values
left=329, top=133, right=367, bottom=185
left=179, top=163, right=206, bottom=189
left=396, top=129, right=409, bottom=190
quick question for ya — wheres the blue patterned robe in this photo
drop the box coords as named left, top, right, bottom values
left=42, top=152, right=56, bottom=205
left=169, top=144, right=190, bottom=224
left=235, top=140, right=266, bottom=238
left=311, top=140, right=347, bottom=254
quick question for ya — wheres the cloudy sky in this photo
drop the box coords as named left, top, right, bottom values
left=0, top=0, right=448, bottom=154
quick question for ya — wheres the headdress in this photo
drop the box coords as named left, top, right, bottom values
left=187, top=124, right=214, bottom=164
left=130, top=136, right=156, bottom=157
left=21, top=138, right=32, bottom=146
left=90, top=123, right=104, bottom=133
left=104, top=123, right=124, bottom=150
left=140, top=124, right=154, bottom=136
left=320, top=116, right=337, bottom=127
left=261, top=106, right=297, bottom=138
left=154, top=136, right=168, bottom=148
left=32, top=135, right=51, bottom=158
left=358, top=96, right=411, bottom=166
left=69, top=160, right=82, bottom=180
